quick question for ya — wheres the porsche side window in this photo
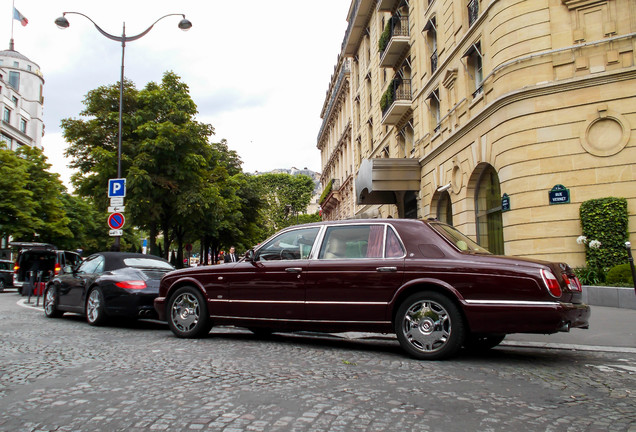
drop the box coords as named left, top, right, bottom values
left=256, top=227, right=320, bottom=261
left=78, top=256, right=104, bottom=274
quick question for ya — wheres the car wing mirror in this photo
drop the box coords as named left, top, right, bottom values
left=244, top=249, right=255, bottom=262
left=62, top=265, right=73, bottom=274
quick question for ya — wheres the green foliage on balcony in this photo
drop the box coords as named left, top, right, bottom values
left=378, top=21, right=391, bottom=53
left=319, top=179, right=334, bottom=205
left=380, top=81, right=396, bottom=112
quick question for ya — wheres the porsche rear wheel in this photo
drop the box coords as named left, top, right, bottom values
left=86, top=288, right=108, bottom=326
left=44, top=286, right=63, bottom=318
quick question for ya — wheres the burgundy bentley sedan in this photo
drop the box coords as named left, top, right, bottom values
left=155, top=219, right=590, bottom=360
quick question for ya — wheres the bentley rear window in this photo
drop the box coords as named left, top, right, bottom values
left=430, top=222, right=491, bottom=254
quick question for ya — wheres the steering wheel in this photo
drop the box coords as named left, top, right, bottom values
left=280, top=249, right=295, bottom=260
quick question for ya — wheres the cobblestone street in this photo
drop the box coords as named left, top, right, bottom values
left=0, top=291, right=634, bottom=432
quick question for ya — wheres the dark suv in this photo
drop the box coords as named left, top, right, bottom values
left=0, top=259, right=13, bottom=292
left=11, top=243, right=82, bottom=295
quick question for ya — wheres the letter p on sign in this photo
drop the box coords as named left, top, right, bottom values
left=108, top=178, right=126, bottom=198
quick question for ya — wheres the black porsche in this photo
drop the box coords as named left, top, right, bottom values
left=44, top=252, right=174, bottom=325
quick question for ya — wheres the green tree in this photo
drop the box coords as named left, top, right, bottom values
left=0, top=144, right=71, bottom=244
left=60, top=72, right=263, bottom=265
left=0, top=142, right=35, bottom=243
left=19, top=145, right=72, bottom=244
left=62, top=79, right=139, bottom=208
left=255, top=173, right=317, bottom=237
left=129, top=72, right=215, bottom=264
left=53, top=194, right=108, bottom=254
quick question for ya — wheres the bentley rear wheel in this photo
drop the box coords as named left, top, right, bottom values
left=395, top=291, right=465, bottom=360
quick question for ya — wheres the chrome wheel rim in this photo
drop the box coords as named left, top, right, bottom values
left=401, top=300, right=451, bottom=353
left=171, top=293, right=200, bottom=332
left=87, top=290, right=101, bottom=323
left=44, top=288, right=55, bottom=315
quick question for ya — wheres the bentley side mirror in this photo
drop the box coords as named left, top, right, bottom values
left=244, top=250, right=255, bottom=262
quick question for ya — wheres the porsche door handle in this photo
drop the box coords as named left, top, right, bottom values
left=285, top=267, right=303, bottom=273
left=376, top=267, right=397, bottom=272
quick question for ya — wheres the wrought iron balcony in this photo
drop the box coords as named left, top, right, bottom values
left=379, top=16, right=410, bottom=68
left=381, top=78, right=412, bottom=125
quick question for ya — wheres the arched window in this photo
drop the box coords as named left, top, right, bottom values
left=475, top=166, right=503, bottom=254
left=437, top=191, right=453, bottom=225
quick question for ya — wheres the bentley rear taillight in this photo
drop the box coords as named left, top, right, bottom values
left=562, top=274, right=582, bottom=292
left=541, top=269, right=562, bottom=298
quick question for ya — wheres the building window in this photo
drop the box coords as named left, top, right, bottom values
left=399, top=120, right=415, bottom=157
left=366, top=76, right=372, bottom=109
left=8, top=71, right=20, bottom=90
left=475, top=165, right=504, bottom=254
left=465, top=42, right=483, bottom=96
left=19, top=118, right=27, bottom=133
left=468, top=0, right=479, bottom=26
left=437, top=191, right=453, bottom=225
left=428, top=89, right=441, bottom=132
left=13, top=61, right=19, bottom=67
left=12, top=96, right=18, bottom=105
left=3, top=107, right=10, bottom=123
left=425, top=18, right=437, bottom=74
left=1, top=134, right=12, bottom=149
left=27, top=65, right=32, bottom=71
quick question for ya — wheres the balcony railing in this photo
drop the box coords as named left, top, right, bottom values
left=381, top=79, right=412, bottom=124
left=379, top=16, right=410, bottom=68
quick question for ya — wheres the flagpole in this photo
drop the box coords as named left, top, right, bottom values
left=10, top=0, right=15, bottom=48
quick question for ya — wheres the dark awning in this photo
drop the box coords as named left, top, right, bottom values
left=356, top=158, right=421, bottom=205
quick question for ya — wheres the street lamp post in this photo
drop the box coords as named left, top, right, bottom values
left=54, top=12, right=192, bottom=251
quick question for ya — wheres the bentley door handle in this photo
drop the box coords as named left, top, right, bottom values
left=285, top=267, right=303, bottom=273
left=376, top=267, right=397, bottom=272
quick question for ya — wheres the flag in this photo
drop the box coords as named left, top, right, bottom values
left=13, top=8, right=28, bottom=26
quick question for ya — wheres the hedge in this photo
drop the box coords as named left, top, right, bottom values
left=579, top=197, right=629, bottom=272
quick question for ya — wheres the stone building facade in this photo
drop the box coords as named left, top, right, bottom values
left=0, top=42, right=45, bottom=151
left=317, top=0, right=635, bottom=265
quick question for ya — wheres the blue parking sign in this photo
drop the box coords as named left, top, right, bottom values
left=108, top=178, right=126, bottom=197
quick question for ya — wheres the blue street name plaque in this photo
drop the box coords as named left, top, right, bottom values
left=549, top=184, right=570, bottom=205
left=502, top=193, right=510, bottom=212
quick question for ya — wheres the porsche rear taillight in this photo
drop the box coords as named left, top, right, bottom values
left=541, top=269, right=562, bottom=298
left=14, top=263, right=19, bottom=273
left=115, top=280, right=147, bottom=289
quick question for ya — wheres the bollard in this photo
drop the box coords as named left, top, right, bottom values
left=26, top=271, right=33, bottom=304
left=35, top=271, right=43, bottom=307
left=626, top=242, right=636, bottom=295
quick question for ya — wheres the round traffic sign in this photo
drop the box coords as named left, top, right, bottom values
left=107, top=212, right=125, bottom=230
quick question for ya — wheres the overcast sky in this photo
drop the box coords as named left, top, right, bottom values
left=4, top=1, right=351, bottom=187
